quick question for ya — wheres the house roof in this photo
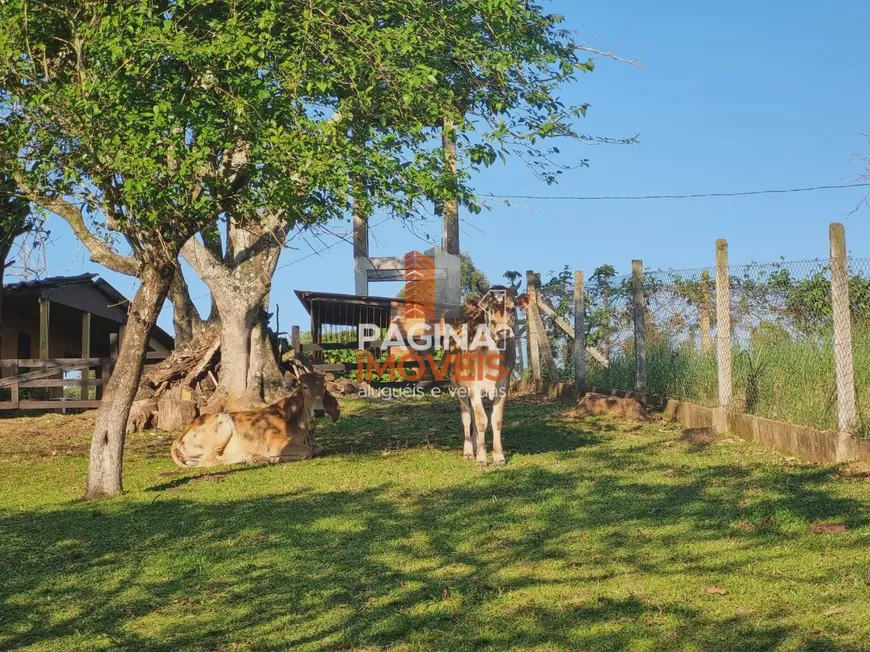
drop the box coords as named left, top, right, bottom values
left=3, top=273, right=174, bottom=349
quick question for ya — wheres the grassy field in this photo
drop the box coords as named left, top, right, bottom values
left=1, top=396, right=869, bottom=651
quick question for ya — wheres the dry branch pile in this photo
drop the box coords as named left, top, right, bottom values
left=127, top=328, right=313, bottom=432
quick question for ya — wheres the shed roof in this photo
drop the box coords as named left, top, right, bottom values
left=3, top=273, right=174, bottom=349
left=294, top=290, right=404, bottom=328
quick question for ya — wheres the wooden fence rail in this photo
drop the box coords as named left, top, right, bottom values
left=0, top=350, right=171, bottom=411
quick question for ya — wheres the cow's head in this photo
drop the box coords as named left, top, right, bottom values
left=278, top=372, right=340, bottom=427
left=466, top=285, right=530, bottom=345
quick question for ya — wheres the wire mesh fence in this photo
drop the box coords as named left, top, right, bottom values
left=531, top=249, right=870, bottom=436
left=581, top=267, right=719, bottom=404
left=727, top=259, right=835, bottom=429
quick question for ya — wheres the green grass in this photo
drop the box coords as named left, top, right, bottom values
left=588, top=334, right=870, bottom=434
left=1, top=398, right=869, bottom=651
left=588, top=346, right=719, bottom=408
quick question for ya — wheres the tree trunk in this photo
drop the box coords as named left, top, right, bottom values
left=246, top=296, right=287, bottom=404
left=0, top=242, right=10, bottom=357
left=212, top=304, right=253, bottom=410
left=182, top=218, right=285, bottom=411
left=157, top=395, right=198, bottom=431
left=168, top=269, right=201, bottom=351
left=85, top=264, right=174, bottom=499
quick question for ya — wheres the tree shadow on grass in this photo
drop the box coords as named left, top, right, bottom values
left=320, top=395, right=602, bottom=458
left=2, top=449, right=867, bottom=650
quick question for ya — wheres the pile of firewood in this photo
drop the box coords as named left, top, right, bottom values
left=127, top=329, right=313, bottom=432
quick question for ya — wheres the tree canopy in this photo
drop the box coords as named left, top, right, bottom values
left=1, top=0, right=619, bottom=252
left=0, top=0, right=624, bottom=497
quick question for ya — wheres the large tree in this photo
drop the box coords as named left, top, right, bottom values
left=1, top=0, right=631, bottom=496
left=174, top=0, right=634, bottom=409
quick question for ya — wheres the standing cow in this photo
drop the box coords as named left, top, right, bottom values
left=448, top=286, right=529, bottom=466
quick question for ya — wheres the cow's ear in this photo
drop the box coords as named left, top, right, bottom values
left=515, top=293, right=530, bottom=309
left=462, top=294, right=482, bottom=319
left=323, top=389, right=340, bottom=422
left=278, top=391, right=305, bottom=421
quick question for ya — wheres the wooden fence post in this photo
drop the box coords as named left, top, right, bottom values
left=533, top=272, right=559, bottom=382
left=39, top=299, right=50, bottom=360
left=109, top=332, right=119, bottom=366
left=525, top=271, right=542, bottom=384
left=10, top=361, right=19, bottom=409
left=632, top=260, right=646, bottom=393
left=291, top=325, right=301, bottom=361
left=573, top=270, right=586, bottom=397
left=830, top=222, right=856, bottom=461
left=100, top=331, right=118, bottom=400
left=81, top=312, right=91, bottom=400
left=100, top=357, right=112, bottom=399
left=715, top=239, right=733, bottom=418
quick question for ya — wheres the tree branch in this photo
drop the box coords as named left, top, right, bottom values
left=576, top=36, right=644, bottom=68
left=181, top=235, right=233, bottom=289
left=17, top=178, right=139, bottom=276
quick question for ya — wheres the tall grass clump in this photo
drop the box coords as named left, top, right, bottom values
left=732, top=335, right=836, bottom=431
left=587, top=344, right=718, bottom=406
left=589, top=336, right=843, bottom=431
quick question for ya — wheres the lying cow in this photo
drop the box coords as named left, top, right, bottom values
left=171, top=373, right=339, bottom=467
left=448, top=285, right=529, bottom=466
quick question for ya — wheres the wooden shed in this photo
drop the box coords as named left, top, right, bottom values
left=1, top=273, right=173, bottom=360
left=0, top=274, right=173, bottom=410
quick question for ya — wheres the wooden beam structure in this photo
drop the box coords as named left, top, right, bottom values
left=81, top=311, right=92, bottom=400
left=38, top=299, right=50, bottom=359
left=441, top=117, right=460, bottom=256
left=536, top=297, right=609, bottom=368
left=81, top=312, right=91, bottom=357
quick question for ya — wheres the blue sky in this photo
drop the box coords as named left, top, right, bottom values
left=27, top=0, right=870, bottom=336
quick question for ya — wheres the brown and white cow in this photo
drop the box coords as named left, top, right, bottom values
left=448, top=286, right=529, bottom=466
left=171, top=373, right=339, bottom=467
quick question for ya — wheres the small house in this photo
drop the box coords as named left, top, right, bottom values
left=1, top=273, right=173, bottom=360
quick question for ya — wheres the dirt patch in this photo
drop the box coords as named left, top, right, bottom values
left=679, top=427, right=718, bottom=445
left=0, top=411, right=98, bottom=458
left=565, top=393, right=647, bottom=421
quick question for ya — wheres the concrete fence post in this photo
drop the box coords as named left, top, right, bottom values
left=699, top=269, right=714, bottom=353
left=632, top=260, right=646, bottom=393
left=715, top=239, right=733, bottom=432
left=829, top=222, right=856, bottom=462
left=573, top=270, right=586, bottom=397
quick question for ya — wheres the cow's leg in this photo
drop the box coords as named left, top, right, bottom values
left=470, top=390, right=489, bottom=466
left=490, top=390, right=508, bottom=467
left=199, top=417, right=236, bottom=467
left=459, top=394, right=475, bottom=460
